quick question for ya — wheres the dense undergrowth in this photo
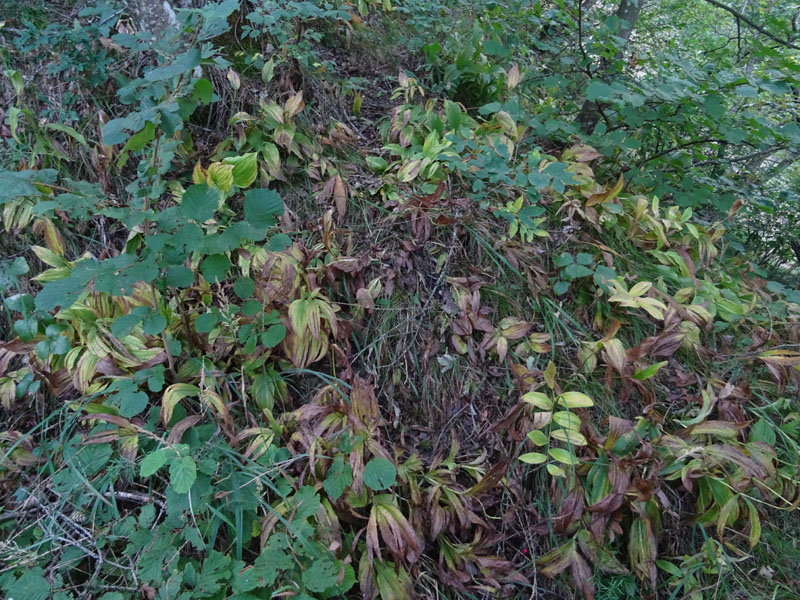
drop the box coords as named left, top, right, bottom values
left=1, top=1, right=800, bottom=599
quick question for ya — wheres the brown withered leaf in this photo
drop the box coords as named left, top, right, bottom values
left=466, top=458, right=510, bottom=496
left=552, top=486, right=585, bottom=534
left=167, top=415, right=204, bottom=444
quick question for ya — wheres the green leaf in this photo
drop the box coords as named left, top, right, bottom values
left=586, top=80, right=613, bottom=101
left=735, top=84, right=758, bottom=98
left=564, top=263, right=593, bottom=280
left=268, top=233, right=292, bottom=251
left=323, top=456, right=352, bottom=502
left=224, top=153, right=258, bottom=188
left=112, top=306, right=151, bottom=338
left=241, top=299, right=262, bottom=316
left=527, top=430, right=549, bottom=445
left=554, top=280, right=569, bottom=295
left=262, top=58, right=275, bottom=83
left=140, top=448, right=169, bottom=478
left=13, top=315, right=38, bottom=341
left=195, top=312, right=220, bottom=334
left=201, top=254, right=231, bottom=283
left=193, top=78, right=214, bottom=105
left=749, top=418, right=776, bottom=445
left=195, top=550, right=231, bottom=596
left=261, top=324, right=286, bottom=348
left=575, top=253, right=594, bottom=266
left=5, top=567, right=50, bottom=600
left=552, top=411, right=581, bottom=430
left=302, top=558, right=338, bottom=593
left=519, top=452, right=547, bottom=464
left=548, top=447, right=578, bottom=465
left=363, top=457, right=397, bottom=490
left=233, top=277, right=256, bottom=299
left=444, top=100, right=462, bottom=130
left=633, top=361, right=668, bottom=380
left=181, top=184, right=218, bottom=223
left=50, top=334, right=70, bottom=355
left=170, top=457, right=197, bottom=493
left=166, top=266, right=194, bottom=288
left=366, top=156, right=388, bottom=172
left=522, top=391, right=553, bottom=410
left=118, top=388, right=148, bottom=418
left=244, top=188, right=283, bottom=228
left=34, top=339, right=52, bottom=360
left=142, top=311, right=167, bottom=336
left=553, top=253, right=574, bottom=267
left=144, top=48, right=202, bottom=82
left=3, top=69, right=24, bottom=96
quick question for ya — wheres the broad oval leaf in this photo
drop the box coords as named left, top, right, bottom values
left=519, top=452, right=547, bottom=464
left=224, top=152, right=258, bottom=188
left=557, top=391, right=594, bottom=408
left=550, top=428, right=588, bottom=446
left=552, top=411, right=582, bottom=430
left=548, top=447, right=579, bottom=465
left=527, top=429, right=549, bottom=446
left=522, top=391, right=553, bottom=410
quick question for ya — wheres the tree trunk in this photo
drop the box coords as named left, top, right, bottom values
left=124, top=0, right=178, bottom=37
left=576, top=0, right=645, bottom=134
left=123, top=0, right=206, bottom=37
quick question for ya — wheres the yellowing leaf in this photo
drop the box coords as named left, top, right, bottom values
left=628, top=281, right=652, bottom=297
left=207, top=162, right=234, bottom=192
left=284, top=91, right=305, bottom=117
left=397, top=158, right=422, bottom=183
left=550, top=428, right=587, bottom=446
left=527, top=429, right=549, bottom=446
left=223, top=152, right=258, bottom=188
left=522, top=391, right=553, bottom=410
left=601, top=338, right=627, bottom=372
left=192, top=161, right=205, bottom=184
left=162, top=383, right=200, bottom=427
left=543, top=360, right=556, bottom=389
left=557, top=391, right=594, bottom=408
left=552, top=411, right=582, bottom=430
left=519, top=451, right=547, bottom=464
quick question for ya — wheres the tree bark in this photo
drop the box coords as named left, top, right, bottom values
left=576, top=0, right=645, bottom=134
left=124, top=0, right=178, bottom=37
left=124, top=0, right=209, bottom=38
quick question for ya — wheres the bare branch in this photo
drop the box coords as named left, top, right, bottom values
left=701, top=0, right=800, bottom=50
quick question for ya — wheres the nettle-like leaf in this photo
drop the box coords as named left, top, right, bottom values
left=169, top=456, right=197, bottom=493
left=363, top=457, right=397, bottom=490
left=180, top=183, right=218, bottom=222
left=324, top=455, right=353, bottom=501
left=244, top=188, right=284, bottom=228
